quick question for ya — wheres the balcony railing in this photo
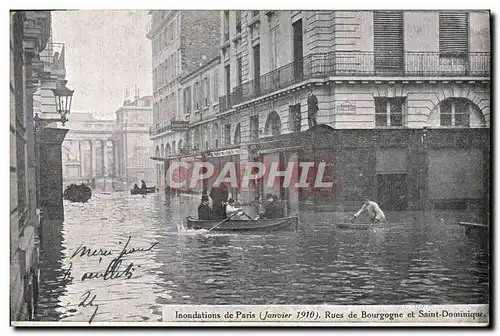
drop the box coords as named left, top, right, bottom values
left=39, top=42, right=65, bottom=66
left=224, top=51, right=489, bottom=109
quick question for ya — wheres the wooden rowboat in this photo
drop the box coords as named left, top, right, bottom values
left=130, top=186, right=157, bottom=195
left=186, top=216, right=298, bottom=232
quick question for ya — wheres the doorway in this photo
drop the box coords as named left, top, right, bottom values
left=376, top=173, right=407, bottom=211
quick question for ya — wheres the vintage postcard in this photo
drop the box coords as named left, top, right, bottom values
left=9, top=8, right=490, bottom=327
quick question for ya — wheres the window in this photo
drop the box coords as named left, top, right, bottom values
left=136, top=148, right=146, bottom=167
left=439, top=98, right=470, bottom=127
left=183, top=87, right=191, bottom=114
left=203, top=77, right=210, bottom=106
left=289, top=103, right=301, bottom=132
left=265, top=111, right=281, bottom=136
left=212, top=72, right=219, bottom=102
left=213, top=123, right=219, bottom=149
left=373, top=11, right=404, bottom=73
left=236, top=57, right=243, bottom=86
left=172, top=18, right=177, bottom=40
left=173, top=52, right=177, bottom=78
left=270, top=25, right=280, bottom=70
left=250, top=115, right=259, bottom=141
left=194, top=82, right=200, bottom=110
left=234, top=123, right=241, bottom=145
left=171, top=93, right=176, bottom=116
left=225, top=124, right=231, bottom=145
left=375, top=97, right=405, bottom=127
left=224, top=11, right=230, bottom=41
left=236, top=11, right=242, bottom=33
left=177, top=89, right=181, bottom=119
left=439, top=12, right=468, bottom=57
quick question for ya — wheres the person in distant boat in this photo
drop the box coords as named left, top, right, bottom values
left=261, top=194, right=283, bottom=219
left=141, top=180, right=147, bottom=190
left=351, top=197, right=386, bottom=223
left=133, top=183, right=140, bottom=191
left=198, top=195, right=212, bottom=220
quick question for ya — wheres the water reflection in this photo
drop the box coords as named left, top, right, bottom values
left=37, top=192, right=489, bottom=322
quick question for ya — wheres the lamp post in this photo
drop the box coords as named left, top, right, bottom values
left=33, top=80, right=74, bottom=220
left=34, top=80, right=74, bottom=131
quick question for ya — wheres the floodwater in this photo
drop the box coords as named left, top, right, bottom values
left=36, top=192, right=489, bottom=323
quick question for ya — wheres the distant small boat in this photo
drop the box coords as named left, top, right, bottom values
left=64, top=184, right=92, bottom=203
left=131, top=186, right=157, bottom=195
left=336, top=222, right=378, bottom=230
left=186, top=216, right=298, bottom=232
left=458, top=221, right=489, bottom=235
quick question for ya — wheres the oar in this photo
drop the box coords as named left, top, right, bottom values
left=241, top=211, right=254, bottom=220
left=207, top=211, right=241, bottom=233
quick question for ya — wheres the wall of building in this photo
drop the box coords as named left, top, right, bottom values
left=181, top=11, right=221, bottom=77
left=10, top=10, right=52, bottom=321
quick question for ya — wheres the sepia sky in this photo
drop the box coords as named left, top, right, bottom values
left=51, top=10, right=152, bottom=119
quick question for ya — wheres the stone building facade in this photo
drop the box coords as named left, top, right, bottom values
left=61, top=94, right=154, bottom=191
left=218, top=10, right=490, bottom=214
left=147, top=10, right=220, bottom=188
left=168, top=10, right=490, bottom=217
left=115, top=95, right=155, bottom=188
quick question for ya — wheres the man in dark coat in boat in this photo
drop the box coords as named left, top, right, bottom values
left=209, top=183, right=229, bottom=219
left=141, top=180, right=147, bottom=190
left=198, top=195, right=212, bottom=220
left=251, top=196, right=265, bottom=218
left=261, top=194, right=283, bottom=219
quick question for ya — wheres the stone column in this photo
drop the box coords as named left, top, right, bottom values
left=100, top=140, right=106, bottom=177
left=90, top=140, right=96, bottom=178
left=77, top=140, right=85, bottom=179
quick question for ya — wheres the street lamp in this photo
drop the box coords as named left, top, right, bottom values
left=34, top=80, right=74, bottom=130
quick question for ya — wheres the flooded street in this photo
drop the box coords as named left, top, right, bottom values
left=36, top=192, right=489, bottom=323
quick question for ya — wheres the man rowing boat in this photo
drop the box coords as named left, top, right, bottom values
left=225, top=198, right=246, bottom=220
left=351, top=197, right=386, bottom=223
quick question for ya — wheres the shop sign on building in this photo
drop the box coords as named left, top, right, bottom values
left=171, top=120, right=190, bottom=131
left=207, top=148, right=240, bottom=158
left=338, top=101, right=356, bottom=114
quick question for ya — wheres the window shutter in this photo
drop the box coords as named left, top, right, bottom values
left=439, top=12, right=468, bottom=56
left=374, top=11, right=404, bottom=72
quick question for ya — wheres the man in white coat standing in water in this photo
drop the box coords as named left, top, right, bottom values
left=351, top=197, right=386, bottom=223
